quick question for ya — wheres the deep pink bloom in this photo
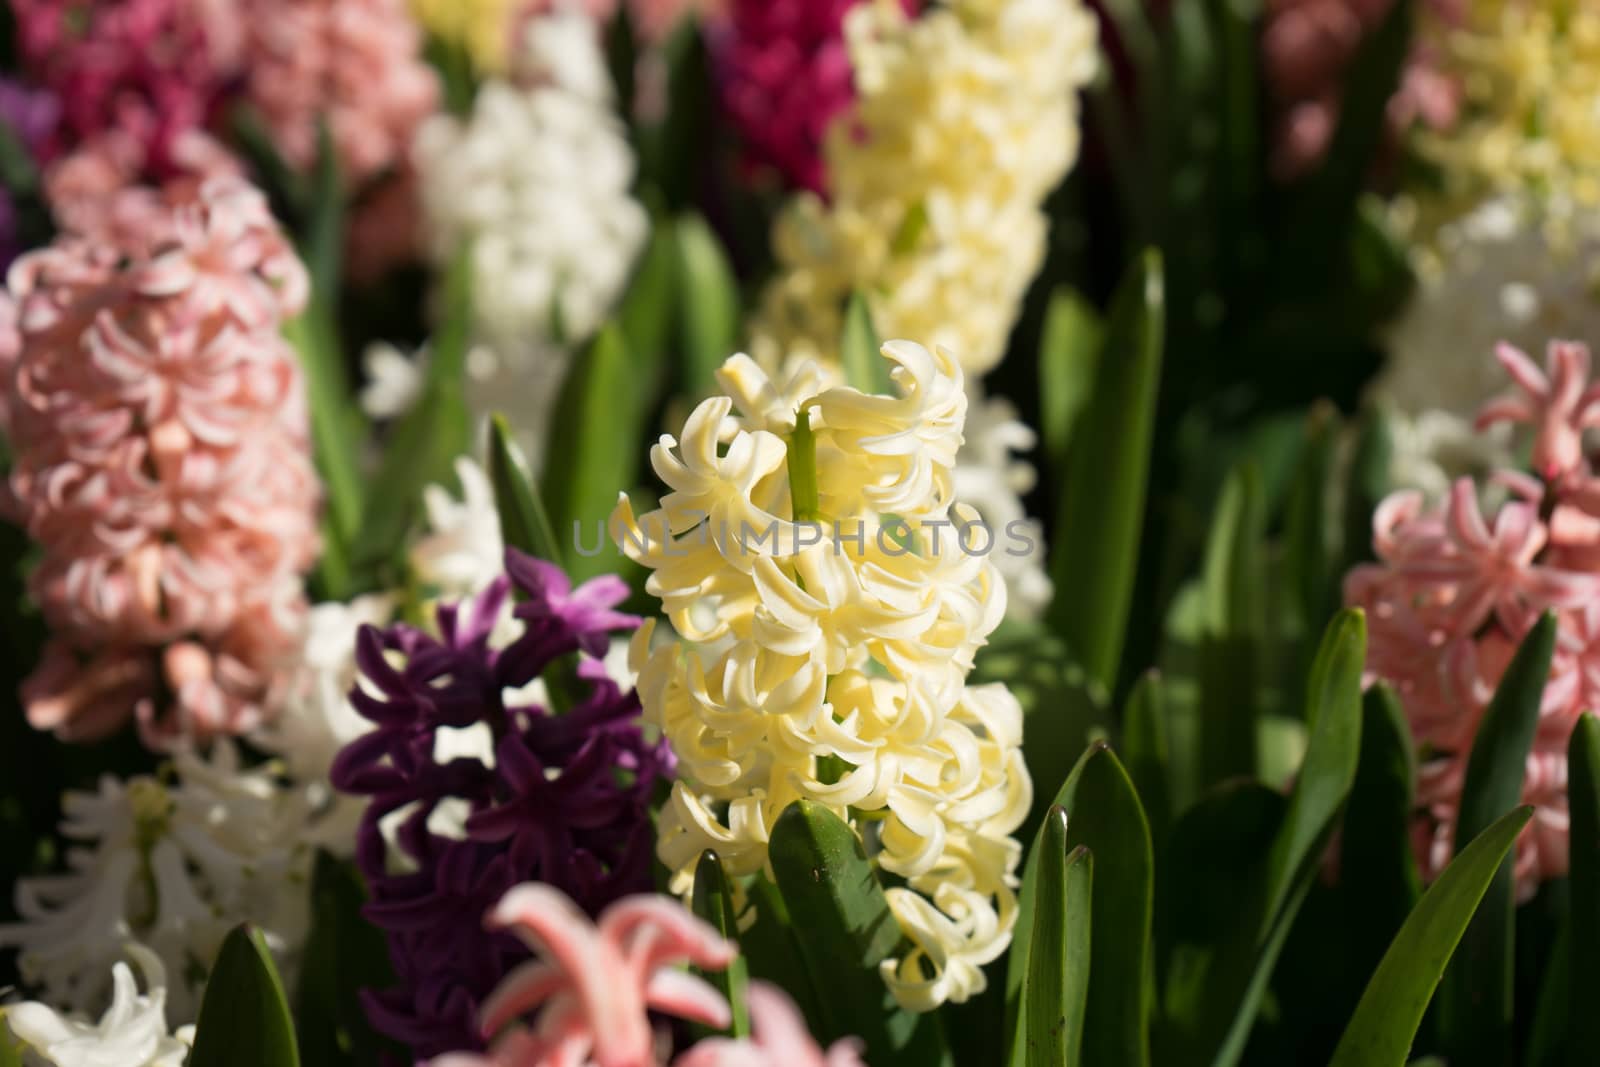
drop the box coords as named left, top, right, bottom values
left=11, top=0, right=238, bottom=174
left=714, top=0, right=916, bottom=194
left=239, top=0, right=440, bottom=185
left=0, top=176, right=318, bottom=745
left=1345, top=337, right=1600, bottom=896
left=1262, top=0, right=1461, bottom=178
left=427, top=884, right=862, bottom=1067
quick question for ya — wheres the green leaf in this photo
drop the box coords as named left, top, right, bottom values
left=1567, top=712, right=1600, bottom=1060
left=542, top=324, right=640, bottom=582
left=1329, top=806, right=1536, bottom=1067
left=1123, top=670, right=1172, bottom=846
left=1198, top=461, right=1266, bottom=787
left=840, top=292, right=892, bottom=395
left=189, top=924, right=301, bottom=1067
left=674, top=213, right=740, bottom=398
left=295, top=852, right=400, bottom=1067
left=1008, top=743, right=1153, bottom=1067
left=0, top=1013, right=24, bottom=1067
left=740, top=874, right=826, bottom=1031
left=354, top=247, right=474, bottom=573
left=1282, top=406, right=1339, bottom=635
left=1441, top=612, right=1556, bottom=1065
left=768, top=801, right=950, bottom=1065
left=1159, top=611, right=1365, bottom=1066
left=488, top=413, right=564, bottom=568
left=1340, top=408, right=1393, bottom=572
left=617, top=220, right=676, bottom=410
left=1337, top=685, right=1422, bottom=1010
left=1047, top=249, right=1164, bottom=695
left=1037, top=287, right=1103, bottom=475
left=690, top=851, right=750, bottom=1039
left=1022, top=810, right=1093, bottom=1067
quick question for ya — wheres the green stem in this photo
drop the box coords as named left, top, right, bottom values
left=787, top=407, right=819, bottom=523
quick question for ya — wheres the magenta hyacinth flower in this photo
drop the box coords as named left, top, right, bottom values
left=11, top=0, right=238, bottom=175
left=0, top=175, right=318, bottom=745
left=332, top=550, right=674, bottom=1061
left=715, top=0, right=917, bottom=195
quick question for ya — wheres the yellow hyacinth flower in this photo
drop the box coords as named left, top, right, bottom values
left=411, top=0, right=517, bottom=72
left=613, top=341, right=1031, bottom=1012
left=1416, top=0, right=1600, bottom=222
left=752, top=0, right=1099, bottom=377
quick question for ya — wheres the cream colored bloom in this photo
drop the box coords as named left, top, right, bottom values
left=1415, top=0, right=1600, bottom=223
left=953, top=390, right=1052, bottom=619
left=0, top=744, right=313, bottom=1024
left=3, top=946, right=194, bottom=1067
left=751, top=0, right=1098, bottom=377
left=616, top=341, right=1031, bottom=1012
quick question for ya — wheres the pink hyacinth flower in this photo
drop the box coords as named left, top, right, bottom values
left=428, top=884, right=864, bottom=1067
left=0, top=175, right=319, bottom=745
left=240, top=0, right=440, bottom=185
left=1477, top=341, right=1600, bottom=483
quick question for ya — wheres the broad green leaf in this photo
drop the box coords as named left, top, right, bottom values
left=740, top=875, right=826, bottom=1033
left=1210, top=609, right=1365, bottom=1066
left=355, top=247, right=473, bottom=572
left=1524, top=923, right=1568, bottom=1067
left=1037, top=288, right=1103, bottom=473
left=674, top=214, right=739, bottom=398
left=1008, top=743, right=1153, bottom=1067
left=1282, top=406, right=1338, bottom=635
left=840, top=292, right=892, bottom=395
left=542, top=324, right=640, bottom=583
left=1123, top=671, right=1171, bottom=844
left=189, top=925, right=301, bottom=1067
left=1022, top=810, right=1092, bottom=1067
left=1442, top=613, right=1556, bottom=1065
left=1340, top=407, right=1393, bottom=574
left=295, top=852, right=399, bottom=1067
left=768, top=801, right=950, bottom=1065
left=1047, top=250, right=1164, bottom=695
left=1337, top=685, right=1421, bottom=1010
left=690, top=851, right=750, bottom=1039
left=617, top=220, right=676, bottom=409
left=1567, top=712, right=1600, bottom=1059
left=1329, top=806, right=1535, bottom=1067
left=635, top=22, right=712, bottom=209
left=1198, top=462, right=1266, bottom=787
left=488, top=413, right=564, bottom=568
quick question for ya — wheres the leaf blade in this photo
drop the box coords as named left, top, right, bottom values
left=1022, top=812, right=1093, bottom=1067
left=189, top=924, right=301, bottom=1067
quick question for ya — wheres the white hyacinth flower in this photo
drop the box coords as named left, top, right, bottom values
left=953, top=390, right=1053, bottom=620
left=3, top=945, right=194, bottom=1067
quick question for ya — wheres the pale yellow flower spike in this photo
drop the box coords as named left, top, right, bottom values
left=615, top=343, right=1031, bottom=1013
left=411, top=0, right=517, bottom=72
left=751, top=0, right=1099, bottom=377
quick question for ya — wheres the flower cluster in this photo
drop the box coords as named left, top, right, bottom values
left=414, top=7, right=647, bottom=467
left=240, top=0, right=438, bottom=185
left=410, top=0, right=522, bottom=72
left=331, top=549, right=673, bottom=1060
left=1346, top=339, right=1600, bottom=895
left=11, top=0, right=239, bottom=174
left=615, top=341, right=1029, bottom=1012
left=0, top=176, right=319, bottom=744
left=0, top=743, right=315, bottom=1024
left=2, top=945, right=195, bottom=1067
left=751, top=0, right=1097, bottom=377
left=1261, top=0, right=1460, bottom=178
left=715, top=0, right=914, bottom=195
left=428, top=883, right=864, bottom=1067
left=1414, top=0, right=1600, bottom=223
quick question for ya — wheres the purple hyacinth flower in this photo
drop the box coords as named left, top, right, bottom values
left=333, top=548, right=675, bottom=1061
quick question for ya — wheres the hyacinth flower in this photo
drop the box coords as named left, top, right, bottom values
left=614, top=341, right=1030, bottom=1013
left=1346, top=339, right=1600, bottom=896
left=331, top=549, right=674, bottom=1060
left=750, top=0, right=1098, bottom=377
left=1261, top=0, right=1461, bottom=178
left=0, top=175, right=319, bottom=745
left=714, top=0, right=917, bottom=195
left=427, top=883, right=865, bottom=1067
left=239, top=0, right=439, bottom=186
